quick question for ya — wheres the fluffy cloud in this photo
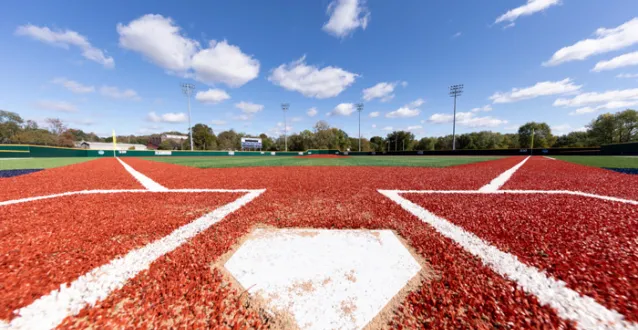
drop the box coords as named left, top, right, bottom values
left=369, top=111, right=380, bottom=118
left=568, top=107, right=596, bottom=116
left=235, top=101, right=264, bottom=113
left=385, top=107, right=420, bottom=118
left=554, top=87, right=638, bottom=107
left=117, top=14, right=259, bottom=87
left=544, top=18, right=638, bottom=66
left=211, top=120, right=227, bottom=125
left=495, top=0, right=560, bottom=25
left=406, top=125, right=422, bottom=131
left=452, top=32, right=462, bottom=38
left=35, top=100, right=77, bottom=112
left=147, top=112, right=187, bottom=123
left=52, top=78, right=94, bottom=94
left=489, top=78, right=581, bottom=103
left=191, top=40, right=260, bottom=87
left=408, top=98, right=425, bottom=108
left=471, top=105, right=493, bottom=112
left=329, top=103, right=356, bottom=116
left=268, top=56, right=358, bottom=98
left=592, top=51, right=638, bottom=72
left=307, top=107, right=318, bottom=117
left=322, top=0, right=370, bottom=38
left=371, top=124, right=377, bottom=128
left=428, top=112, right=507, bottom=128
left=16, top=24, right=114, bottom=68
left=233, top=114, right=253, bottom=121
left=381, top=126, right=393, bottom=131
left=100, top=86, right=140, bottom=100
left=362, top=82, right=403, bottom=102
left=551, top=124, right=586, bottom=135
left=196, top=88, right=230, bottom=104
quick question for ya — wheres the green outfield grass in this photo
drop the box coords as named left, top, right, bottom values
left=0, top=157, right=96, bottom=170
left=141, top=155, right=503, bottom=168
left=553, top=156, right=638, bottom=168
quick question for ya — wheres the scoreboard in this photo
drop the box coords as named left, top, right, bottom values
left=241, top=137, right=262, bottom=150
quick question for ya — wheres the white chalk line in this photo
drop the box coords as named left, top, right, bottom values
left=116, top=158, right=168, bottom=191
left=479, top=156, right=530, bottom=192
left=2, top=189, right=265, bottom=330
left=544, top=156, right=557, bottom=160
left=379, top=190, right=637, bottom=330
left=0, top=188, right=260, bottom=207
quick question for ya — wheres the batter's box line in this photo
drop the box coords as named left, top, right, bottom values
left=380, top=189, right=638, bottom=205
left=379, top=189, right=637, bottom=330
left=1, top=188, right=265, bottom=330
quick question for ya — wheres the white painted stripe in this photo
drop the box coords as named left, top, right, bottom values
left=479, top=156, right=530, bottom=192
left=544, top=156, right=556, bottom=160
left=4, top=189, right=265, bottom=330
left=116, top=158, right=168, bottom=191
left=383, top=189, right=638, bottom=205
left=379, top=190, right=637, bottom=330
left=0, top=189, right=263, bottom=207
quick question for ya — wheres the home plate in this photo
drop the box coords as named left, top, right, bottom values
left=223, top=228, right=426, bottom=329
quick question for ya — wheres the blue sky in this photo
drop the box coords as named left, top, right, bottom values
left=1, top=0, right=638, bottom=139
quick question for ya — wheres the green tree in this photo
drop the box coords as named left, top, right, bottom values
left=158, top=140, right=173, bottom=150
left=192, top=123, right=217, bottom=150
left=415, top=137, right=435, bottom=151
left=518, top=122, right=555, bottom=148
left=0, top=110, right=24, bottom=143
left=369, top=136, right=386, bottom=152
left=616, top=109, right=638, bottom=142
left=385, top=131, right=415, bottom=151
left=217, top=130, right=238, bottom=150
left=259, top=133, right=274, bottom=151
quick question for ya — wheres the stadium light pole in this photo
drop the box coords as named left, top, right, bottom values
left=449, top=84, right=464, bottom=151
left=356, top=103, right=364, bottom=151
left=281, top=103, right=289, bottom=151
left=181, top=83, right=196, bottom=151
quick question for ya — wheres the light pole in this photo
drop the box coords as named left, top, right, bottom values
left=449, top=84, right=464, bottom=151
left=281, top=103, right=289, bottom=151
left=181, top=83, right=196, bottom=151
left=356, top=103, right=364, bottom=151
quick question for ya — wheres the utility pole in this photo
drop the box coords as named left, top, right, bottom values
left=181, top=83, right=196, bottom=151
left=356, top=103, right=364, bottom=151
left=449, top=84, right=464, bottom=151
left=281, top=103, right=289, bottom=151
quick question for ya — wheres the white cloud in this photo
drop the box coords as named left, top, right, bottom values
left=35, top=100, right=77, bottom=112
left=52, top=77, right=95, bottom=94
left=195, top=88, right=230, bottom=104
left=386, top=107, right=420, bottom=118
left=329, top=103, right=356, bottom=116
left=490, top=78, right=581, bottom=103
left=568, top=107, right=597, bottom=116
left=566, top=100, right=638, bottom=115
left=233, top=114, right=252, bottom=121
left=307, top=107, right=318, bottom=117
left=551, top=124, right=586, bottom=135
left=471, top=105, right=493, bottom=112
left=428, top=112, right=507, bottom=128
left=544, top=18, right=638, bottom=66
left=408, top=98, right=425, bottom=108
left=100, top=86, right=141, bottom=100
left=371, top=124, right=377, bottom=128
left=362, top=82, right=399, bottom=102
left=406, top=125, right=422, bottom=131
left=147, top=111, right=187, bottom=123
left=592, top=51, right=638, bottom=72
left=554, top=87, right=638, bottom=107
left=617, top=73, right=638, bottom=78
left=235, top=101, right=264, bottom=113
left=211, top=120, right=227, bottom=125
left=117, top=14, right=259, bottom=87
left=369, top=111, right=380, bottom=118
left=452, top=32, right=462, bottom=38
left=191, top=40, right=260, bottom=87
left=381, top=126, right=393, bottom=131
left=16, top=24, right=114, bottom=68
left=322, top=0, right=370, bottom=38
left=495, top=0, right=560, bottom=25
left=268, top=56, right=358, bottom=98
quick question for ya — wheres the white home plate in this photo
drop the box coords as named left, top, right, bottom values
left=224, top=228, right=422, bottom=329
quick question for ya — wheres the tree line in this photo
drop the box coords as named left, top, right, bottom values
left=1, top=109, right=636, bottom=151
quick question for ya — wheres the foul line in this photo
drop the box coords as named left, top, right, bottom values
left=379, top=190, right=636, bottom=330
left=4, top=189, right=265, bottom=330
left=479, top=156, right=529, bottom=192
left=116, top=158, right=168, bottom=191
left=0, top=189, right=263, bottom=207
left=544, top=156, right=556, bottom=160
